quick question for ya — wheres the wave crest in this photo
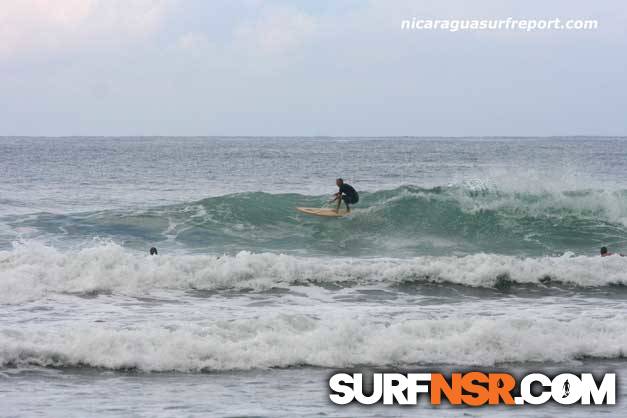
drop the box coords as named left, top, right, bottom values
left=2, top=315, right=626, bottom=371
left=1, top=242, right=626, bottom=304
left=8, top=186, right=627, bottom=256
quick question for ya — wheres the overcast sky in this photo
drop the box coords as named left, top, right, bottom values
left=1, top=0, right=626, bottom=136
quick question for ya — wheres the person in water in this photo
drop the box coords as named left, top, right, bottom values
left=330, top=178, right=359, bottom=212
left=601, top=246, right=624, bottom=257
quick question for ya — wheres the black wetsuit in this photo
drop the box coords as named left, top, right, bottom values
left=339, top=183, right=359, bottom=205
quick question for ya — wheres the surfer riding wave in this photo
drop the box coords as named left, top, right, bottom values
left=330, top=178, right=359, bottom=213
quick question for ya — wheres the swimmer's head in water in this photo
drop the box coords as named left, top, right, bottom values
left=150, top=247, right=158, bottom=255
left=336, top=178, right=344, bottom=187
left=601, top=246, right=608, bottom=255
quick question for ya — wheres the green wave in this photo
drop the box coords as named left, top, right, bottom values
left=9, top=186, right=627, bottom=257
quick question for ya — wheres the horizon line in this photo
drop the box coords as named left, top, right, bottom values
left=2, top=135, right=627, bottom=139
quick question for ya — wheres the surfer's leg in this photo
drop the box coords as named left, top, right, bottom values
left=342, top=196, right=350, bottom=212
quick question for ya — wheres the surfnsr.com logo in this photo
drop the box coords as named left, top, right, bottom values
left=329, top=372, right=616, bottom=406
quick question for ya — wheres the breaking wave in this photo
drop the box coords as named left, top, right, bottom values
left=1, top=242, right=626, bottom=304
left=6, top=185, right=627, bottom=257
left=2, top=315, right=626, bottom=371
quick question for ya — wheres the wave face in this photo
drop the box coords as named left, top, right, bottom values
left=2, top=315, right=627, bottom=371
left=1, top=242, right=627, bottom=304
left=7, top=185, right=627, bottom=257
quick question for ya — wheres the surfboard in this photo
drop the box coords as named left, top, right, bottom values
left=296, top=207, right=350, bottom=217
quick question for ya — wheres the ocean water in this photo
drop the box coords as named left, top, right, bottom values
left=1, top=136, right=627, bottom=417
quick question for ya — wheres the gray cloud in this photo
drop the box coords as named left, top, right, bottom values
left=1, top=0, right=625, bottom=136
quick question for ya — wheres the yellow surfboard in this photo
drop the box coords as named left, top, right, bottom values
left=296, top=207, right=350, bottom=217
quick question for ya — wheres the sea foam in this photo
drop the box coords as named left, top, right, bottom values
left=1, top=242, right=626, bottom=304
left=1, top=314, right=626, bottom=371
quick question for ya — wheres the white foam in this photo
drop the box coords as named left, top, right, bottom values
left=1, top=242, right=627, bottom=304
left=1, top=314, right=626, bottom=371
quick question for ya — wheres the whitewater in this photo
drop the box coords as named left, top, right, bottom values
left=1, top=136, right=627, bottom=417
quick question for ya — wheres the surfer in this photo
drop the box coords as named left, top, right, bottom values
left=600, top=247, right=624, bottom=257
left=330, top=178, right=359, bottom=212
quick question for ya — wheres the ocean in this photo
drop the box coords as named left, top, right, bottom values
left=1, top=136, right=626, bottom=417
